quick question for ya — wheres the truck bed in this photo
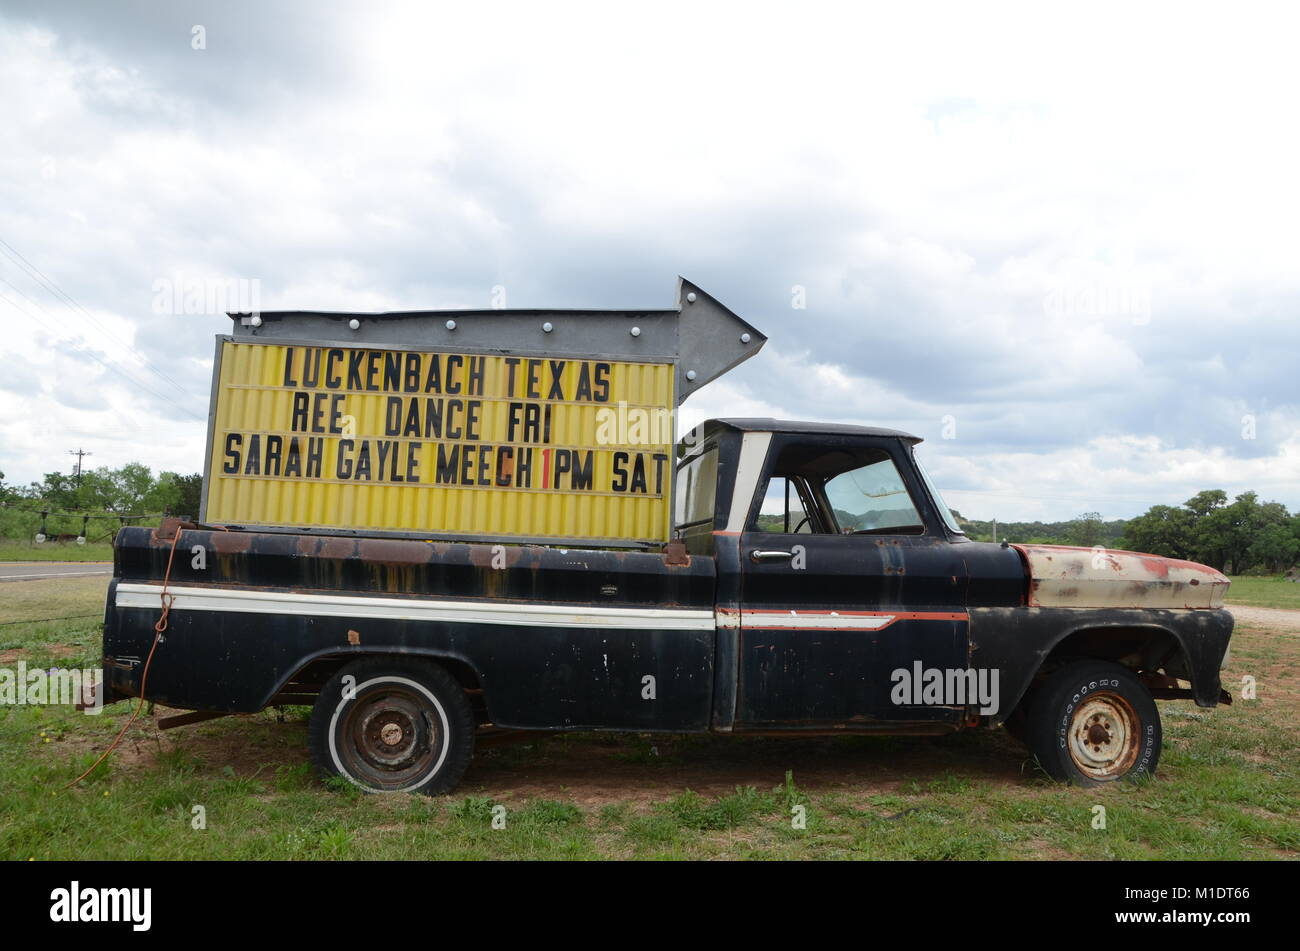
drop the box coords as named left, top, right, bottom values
left=104, top=525, right=716, bottom=729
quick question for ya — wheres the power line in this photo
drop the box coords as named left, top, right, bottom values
left=0, top=502, right=159, bottom=519
left=0, top=234, right=195, bottom=400
left=943, top=488, right=1169, bottom=504
left=0, top=286, right=207, bottom=419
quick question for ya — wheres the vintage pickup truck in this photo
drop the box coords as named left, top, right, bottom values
left=101, top=416, right=1234, bottom=793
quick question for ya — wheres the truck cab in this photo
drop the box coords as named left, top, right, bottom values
left=680, top=419, right=1003, bottom=732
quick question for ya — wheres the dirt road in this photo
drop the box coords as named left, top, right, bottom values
left=1228, top=604, right=1300, bottom=633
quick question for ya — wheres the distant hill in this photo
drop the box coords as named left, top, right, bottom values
left=954, top=512, right=1128, bottom=547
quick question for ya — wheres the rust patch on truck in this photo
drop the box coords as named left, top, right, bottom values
left=1013, top=544, right=1228, bottom=610
left=317, top=536, right=359, bottom=559
left=210, top=530, right=253, bottom=555
left=358, top=537, right=433, bottom=566
left=662, top=540, right=691, bottom=567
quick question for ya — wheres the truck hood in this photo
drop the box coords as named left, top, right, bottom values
left=1010, top=544, right=1229, bottom=610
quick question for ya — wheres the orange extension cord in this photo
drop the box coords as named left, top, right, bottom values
left=64, top=528, right=184, bottom=789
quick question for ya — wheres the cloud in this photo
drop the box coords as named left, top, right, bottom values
left=0, top=1, right=1297, bottom=520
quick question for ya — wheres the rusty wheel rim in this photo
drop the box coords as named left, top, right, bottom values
left=340, top=687, right=438, bottom=789
left=1067, top=692, right=1140, bottom=781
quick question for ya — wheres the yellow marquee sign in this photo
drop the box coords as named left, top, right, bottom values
left=202, top=341, right=676, bottom=543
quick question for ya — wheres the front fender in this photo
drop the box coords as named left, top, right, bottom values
left=970, top=606, right=1233, bottom=723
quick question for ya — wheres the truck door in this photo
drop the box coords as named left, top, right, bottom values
left=734, top=433, right=971, bottom=728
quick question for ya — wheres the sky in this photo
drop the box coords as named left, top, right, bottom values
left=1, top=1, right=1297, bottom=522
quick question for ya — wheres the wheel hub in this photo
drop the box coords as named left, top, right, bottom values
left=1068, top=693, right=1139, bottom=779
left=342, top=689, right=439, bottom=785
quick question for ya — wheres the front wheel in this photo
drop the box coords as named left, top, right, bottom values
left=1025, top=660, right=1161, bottom=786
left=309, top=658, right=475, bottom=795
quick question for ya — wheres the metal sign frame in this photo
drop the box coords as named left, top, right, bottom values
left=199, top=277, right=766, bottom=548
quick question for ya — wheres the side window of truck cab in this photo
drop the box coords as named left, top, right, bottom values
left=749, top=441, right=929, bottom=536
left=822, top=455, right=924, bottom=535
left=675, top=444, right=719, bottom=529
left=674, top=441, right=724, bottom=552
left=753, top=475, right=819, bottom=534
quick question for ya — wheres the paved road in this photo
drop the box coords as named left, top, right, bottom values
left=0, top=562, right=113, bottom=582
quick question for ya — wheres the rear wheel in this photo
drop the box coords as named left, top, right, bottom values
left=1025, top=660, right=1161, bottom=786
left=309, top=658, right=475, bottom=795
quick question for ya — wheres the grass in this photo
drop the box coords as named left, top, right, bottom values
left=1, top=577, right=1296, bottom=860
left=0, top=577, right=108, bottom=663
left=0, top=538, right=115, bottom=562
left=1226, top=575, right=1300, bottom=611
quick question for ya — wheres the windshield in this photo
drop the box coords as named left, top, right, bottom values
left=911, top=447, right=964, bottom=535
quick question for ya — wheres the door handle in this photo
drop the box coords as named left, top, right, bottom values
left=750, top=549, right=795, bottom=563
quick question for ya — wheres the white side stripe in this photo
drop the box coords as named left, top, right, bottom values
left=741, top=611, right=895, bottom=630
left=114, top=583, right=716, bottom=631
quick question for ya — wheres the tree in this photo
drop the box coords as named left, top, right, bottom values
left=1183, top=489, right=1228, bottom=517
left=26, top=469, right=119, bottom=513
left=1066, top=512, right=1104, bottom=547
left=1208, top=492, right=1265, bottom=575
left=141, top=471, right=182, bottom=515
left=1250, top=523, right=1300, bottom=572
left=1120, top=490, right=1294, bottom=575
left=24, top=463, right=181, bottom=516
left=1181, top=490, right=1230, bottom=571
left=1121, top=504, right=1194, bottom=559
left=109, top=463, right=155, bottom=513
left=172, top=473, right=204, bottom=517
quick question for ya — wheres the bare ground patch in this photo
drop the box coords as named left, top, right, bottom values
left=456, top=728, right=1036, bottom=809
left=0, top=643, right=82, bottom=663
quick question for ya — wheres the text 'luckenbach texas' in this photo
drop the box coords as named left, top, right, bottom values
left=220, top=348, right=672, bottom=495
left=891, top=663, right=1000, bottom=715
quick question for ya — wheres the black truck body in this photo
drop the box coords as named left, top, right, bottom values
left=102, top=418, right=1234, bottom=792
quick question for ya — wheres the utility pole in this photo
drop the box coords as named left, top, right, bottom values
left=992, top=518, right=998, bottom=544
left=67, top=448, right=92, bottom=485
